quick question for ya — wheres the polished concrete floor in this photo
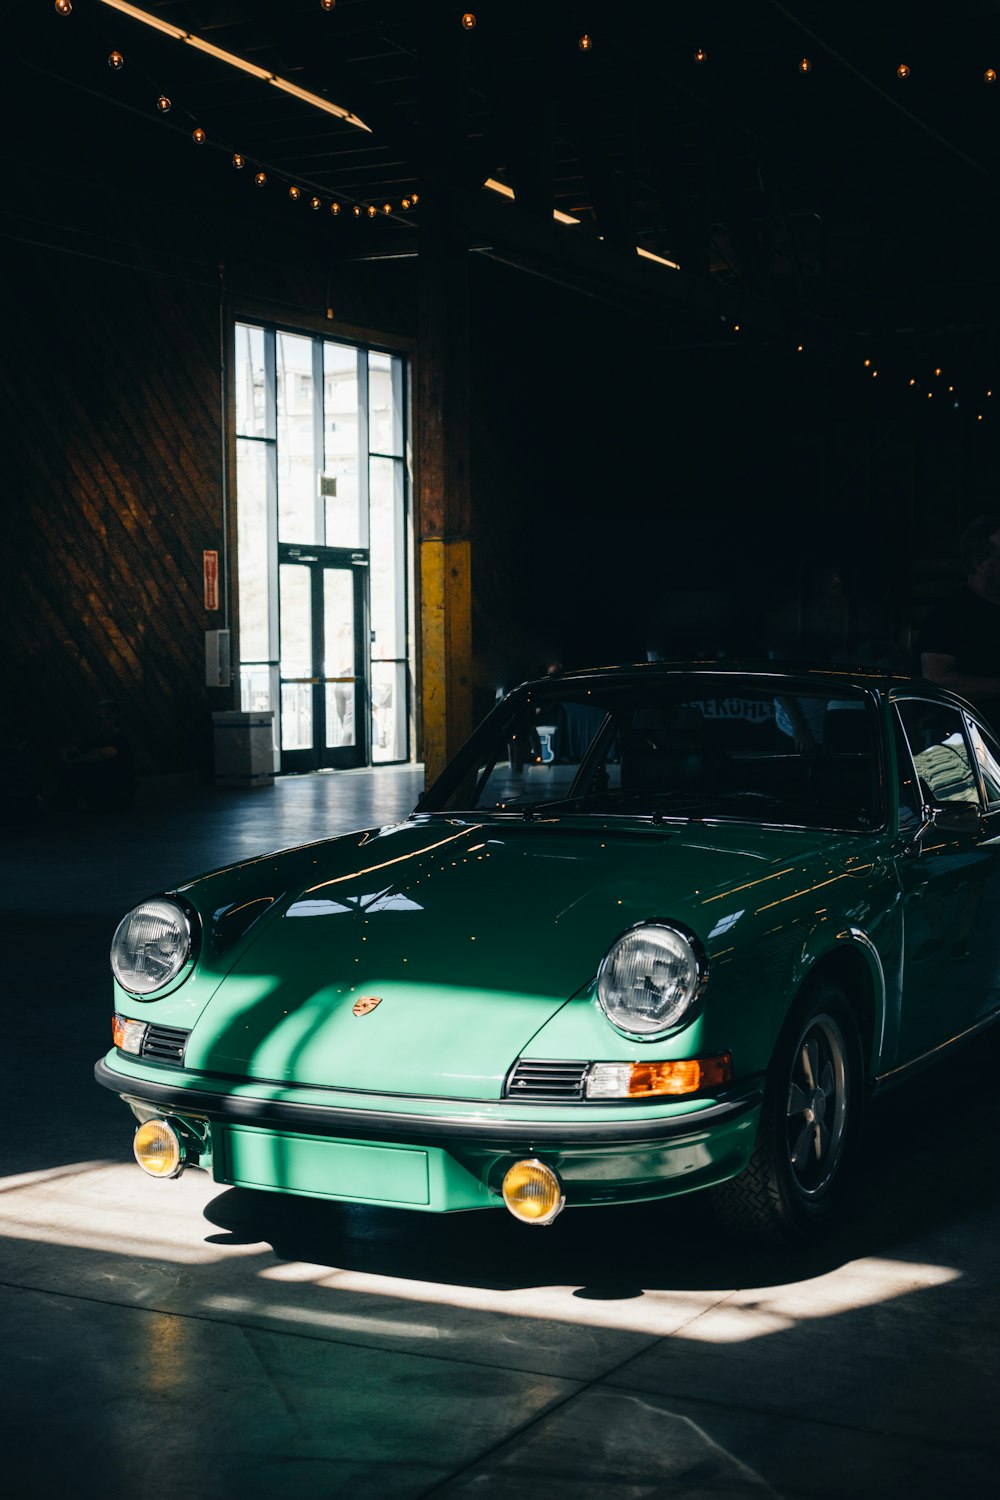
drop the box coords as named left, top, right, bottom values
left=3, top=768, right=999, bottom=1499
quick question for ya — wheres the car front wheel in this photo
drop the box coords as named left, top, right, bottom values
left=711, top=981, right=862, bottom=1243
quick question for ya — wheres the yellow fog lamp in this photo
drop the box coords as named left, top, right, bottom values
left=586, top=1052, right=732, bottom=1099
left=501, top=1159, right=564, bottom=1225
left=133, top=1118, right=185, bottom=1178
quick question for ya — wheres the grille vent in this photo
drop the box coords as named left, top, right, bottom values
left=140, top=1023, right=189, bottom=1066
left=505, top=1059, right=589, bottom=1101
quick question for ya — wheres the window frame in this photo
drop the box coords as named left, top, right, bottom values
left=232, top=317, right=413, bottom=768
left=890, top=693, right=986, bottom=815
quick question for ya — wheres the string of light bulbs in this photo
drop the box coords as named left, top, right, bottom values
left=724, top=320, right=996, bottom=426
left=55, top=3, right=1000, bottom=89
left=51, top=0, right=1000, bottom=378
left=53, top=0, right=420, bottom=223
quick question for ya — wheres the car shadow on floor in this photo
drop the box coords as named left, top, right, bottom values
left=201, top=1037, right=1000, bottom=1297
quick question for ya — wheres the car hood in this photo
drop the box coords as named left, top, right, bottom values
left=183, top=815, right=835, bottom=1098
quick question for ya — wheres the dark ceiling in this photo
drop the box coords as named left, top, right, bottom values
left=10, top=1, right=1000, bottom=355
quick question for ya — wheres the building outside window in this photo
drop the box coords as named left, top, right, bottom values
left=233, top=322, right=412, bottom=770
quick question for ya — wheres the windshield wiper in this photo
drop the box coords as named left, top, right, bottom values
left=525, top=791, right=707, bottom=818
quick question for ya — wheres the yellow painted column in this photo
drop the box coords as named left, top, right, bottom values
left=420, top=539, right=472, bottom=785
left=416, top=9, right=474, bottom=788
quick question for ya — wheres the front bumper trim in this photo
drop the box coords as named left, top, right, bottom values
left=95, top=1057, right=760, bottom=1148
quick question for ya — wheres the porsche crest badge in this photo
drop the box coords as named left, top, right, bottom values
left=352, top=995, right=383, bottom=1017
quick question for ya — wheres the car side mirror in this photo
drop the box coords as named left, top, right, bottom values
left=905, top=799, right=980, bottom=854
left=929, top=800, right=981, bottom=835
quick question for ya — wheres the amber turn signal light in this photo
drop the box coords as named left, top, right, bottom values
left=586, top=1053, right=732, bottom=1099
left=112, top=1013, right=148, bottom=1054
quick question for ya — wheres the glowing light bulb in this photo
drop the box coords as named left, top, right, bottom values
left=288, top=185, right=302, bottom=201
left=382, top=202, right=392, bottom=215
left=579, top=35, right=593, bottom=52
left=987, top=68, right=997, bottom=83
left=232, top=153, right=246, bottom=169
left=909, top=378, right=917, bottom=386
left=863, top=357, right=871, bottom=367
left=935, top=367, right=942, bottom=376
left=192, top=127, right=207, bottom=144
left=897, top=63, right=910, bottom=79
left=108, top=50, right=124, bottom=70
left=310, top=196, right=321, bottom=210
left=330, top=201, right=341, bottom=215
left=254, top=170, right=267, bottom=186
left=694, top=47, right=707, bottom=63
left=799, top=57, right=811, bottom=74
left=460, top=12, right=476, bottom=29
left=367, top=204, right=378, bottom=218
left=796, top=344, right=804, bottom=352
left=156, top=94, right=171, bottom=113
left=401, top=197, right=411, bottom=209
left=353, top=204, right=363, bottom=218
left=321, top=0, right=335, bottom=9
left=55, top=0, right=72, bottom=15
left=410, top=193, right=420, bottom=205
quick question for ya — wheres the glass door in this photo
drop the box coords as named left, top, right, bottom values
left=278, top=544, right=369, bottom=771
left=235, top=324, right=411, bottom=769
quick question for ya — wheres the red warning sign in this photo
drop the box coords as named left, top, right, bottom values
left=203, top=549, right=220, bottom=611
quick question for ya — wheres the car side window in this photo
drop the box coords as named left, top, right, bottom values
left=895, top=699, right=980, bottom=806
left=968, top=720, right=1000, bottom=807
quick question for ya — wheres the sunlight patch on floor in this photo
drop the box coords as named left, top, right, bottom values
left=677, top=1257, right=959, bottom=1342
left=0, top=1162, right=962, bottom=1347
left=0, top=1161, right=257, bottom=1265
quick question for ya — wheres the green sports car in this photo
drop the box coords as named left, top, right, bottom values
left=95, top=663, right=1000, bottom=1240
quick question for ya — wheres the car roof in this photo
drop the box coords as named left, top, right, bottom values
left=519, top=659, right=918, bottom=692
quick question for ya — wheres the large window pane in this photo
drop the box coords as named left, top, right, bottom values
left=323, top=570, right=356, bottom=748
left=236, top=439, right=270, bottom=661
left=369, top=351, right=402, bottom=456
left=323, top=344, right=359, bottom=458
left=279, top=564, right=312, bottom=675
left=281, top=684, right=312, bottom=752
left=235, top=324, right=267, bottom=437
left=370, top=456, right=405, bottom=659
left=239, top=664, right=272, bottom=713
left=279, top=564, right=313, bottom=750
left=323, top=343, right=362, bottom=546
left=372, top=661, right=406, bottom=763
left=276, top=332, right=317, bottom=543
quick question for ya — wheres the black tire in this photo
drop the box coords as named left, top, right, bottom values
left=710, top=980, right=863, bottom=1243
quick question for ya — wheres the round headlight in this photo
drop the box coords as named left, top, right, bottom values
left=596, top=922, right=705, bottom=1037
left=111, top=898, right=196, bottom=996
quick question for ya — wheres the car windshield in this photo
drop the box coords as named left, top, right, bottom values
left=420, top=673, right=882, bottom=832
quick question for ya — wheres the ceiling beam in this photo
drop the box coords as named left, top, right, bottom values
left=458, top=189, right=788, bottom=338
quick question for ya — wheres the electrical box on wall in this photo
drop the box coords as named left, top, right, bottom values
left=205, top=629, right=231, bottom=688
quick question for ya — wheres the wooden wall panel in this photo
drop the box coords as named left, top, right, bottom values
left=0, top=221, right=419, bottom=787
left=0, top=243, right=225, bottom=780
